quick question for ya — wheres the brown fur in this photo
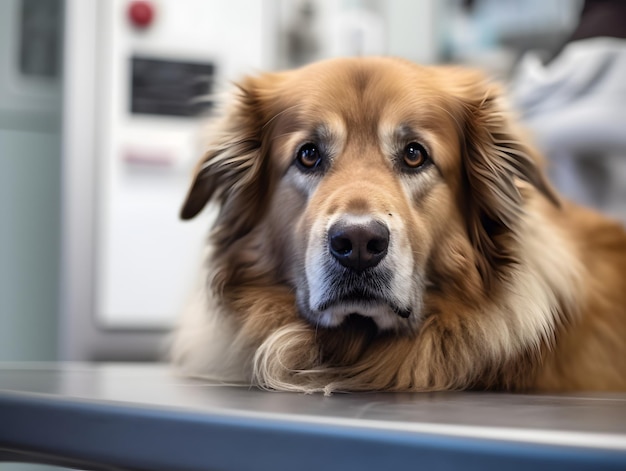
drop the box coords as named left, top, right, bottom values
left=172, top=57, right=626, bottom=394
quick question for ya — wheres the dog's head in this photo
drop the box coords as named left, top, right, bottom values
left=182, top=57, right=557, bottom=334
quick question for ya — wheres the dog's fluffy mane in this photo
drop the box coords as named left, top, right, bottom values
left=171, top=57, right=626, bottom=394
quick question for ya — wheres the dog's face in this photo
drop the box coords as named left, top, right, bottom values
left=271, top=63, right=465, bottom=333
left=181, top=58, right=555, bottom=335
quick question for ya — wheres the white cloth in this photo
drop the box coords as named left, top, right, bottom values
left=510, top=37, right=626, bottom=206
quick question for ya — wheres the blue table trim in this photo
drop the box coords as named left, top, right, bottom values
left=1, top=391, right=625, bottom=471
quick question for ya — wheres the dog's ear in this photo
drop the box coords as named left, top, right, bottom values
left=448, top=69, right=559, bottom=285
left=181, top=75, right=276, bottom=243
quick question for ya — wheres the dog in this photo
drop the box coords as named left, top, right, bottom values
left=171, top=57, right=626, bottom=394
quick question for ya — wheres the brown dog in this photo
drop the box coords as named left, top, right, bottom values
left=171, top=57, right=626, bottom=393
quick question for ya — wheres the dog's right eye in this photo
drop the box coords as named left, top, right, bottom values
left=296, top=143, right=322, bottom=170
left=402, top=142, right=429, bottom=169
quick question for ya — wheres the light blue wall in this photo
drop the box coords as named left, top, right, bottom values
left=0, top=0, right=63, bottom=362
left=0, top=129, right=61, bottom=360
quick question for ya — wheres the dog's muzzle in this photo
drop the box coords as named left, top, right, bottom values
left=298, top=213, right=421, bottom=332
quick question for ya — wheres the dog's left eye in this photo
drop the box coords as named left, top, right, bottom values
left=296, top=143, right=322, bottom=170
left=403, top=142, right=429, bottom=169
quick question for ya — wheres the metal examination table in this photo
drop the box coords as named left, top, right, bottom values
left=0, top=363, right=624, bottom=470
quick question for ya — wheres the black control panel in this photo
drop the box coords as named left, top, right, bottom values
left=130, top=57, right=215, bottom=117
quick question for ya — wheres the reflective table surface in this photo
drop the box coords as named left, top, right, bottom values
left=0, top=363, right=624, bottom=470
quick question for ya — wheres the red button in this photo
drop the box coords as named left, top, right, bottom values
left=128, top=1, right=154, bottom=28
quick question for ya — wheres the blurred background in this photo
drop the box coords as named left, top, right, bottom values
left=1, top=0, right=625, bottom=366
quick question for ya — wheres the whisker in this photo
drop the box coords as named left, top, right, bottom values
left=270, top=131, right=303, bottom=142
left=263, top=104, right=302, bottom=130
left=428, top=102, right=464, bottom=134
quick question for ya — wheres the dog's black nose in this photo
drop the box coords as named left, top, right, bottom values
left=328, top=219, right=389, bottom=272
